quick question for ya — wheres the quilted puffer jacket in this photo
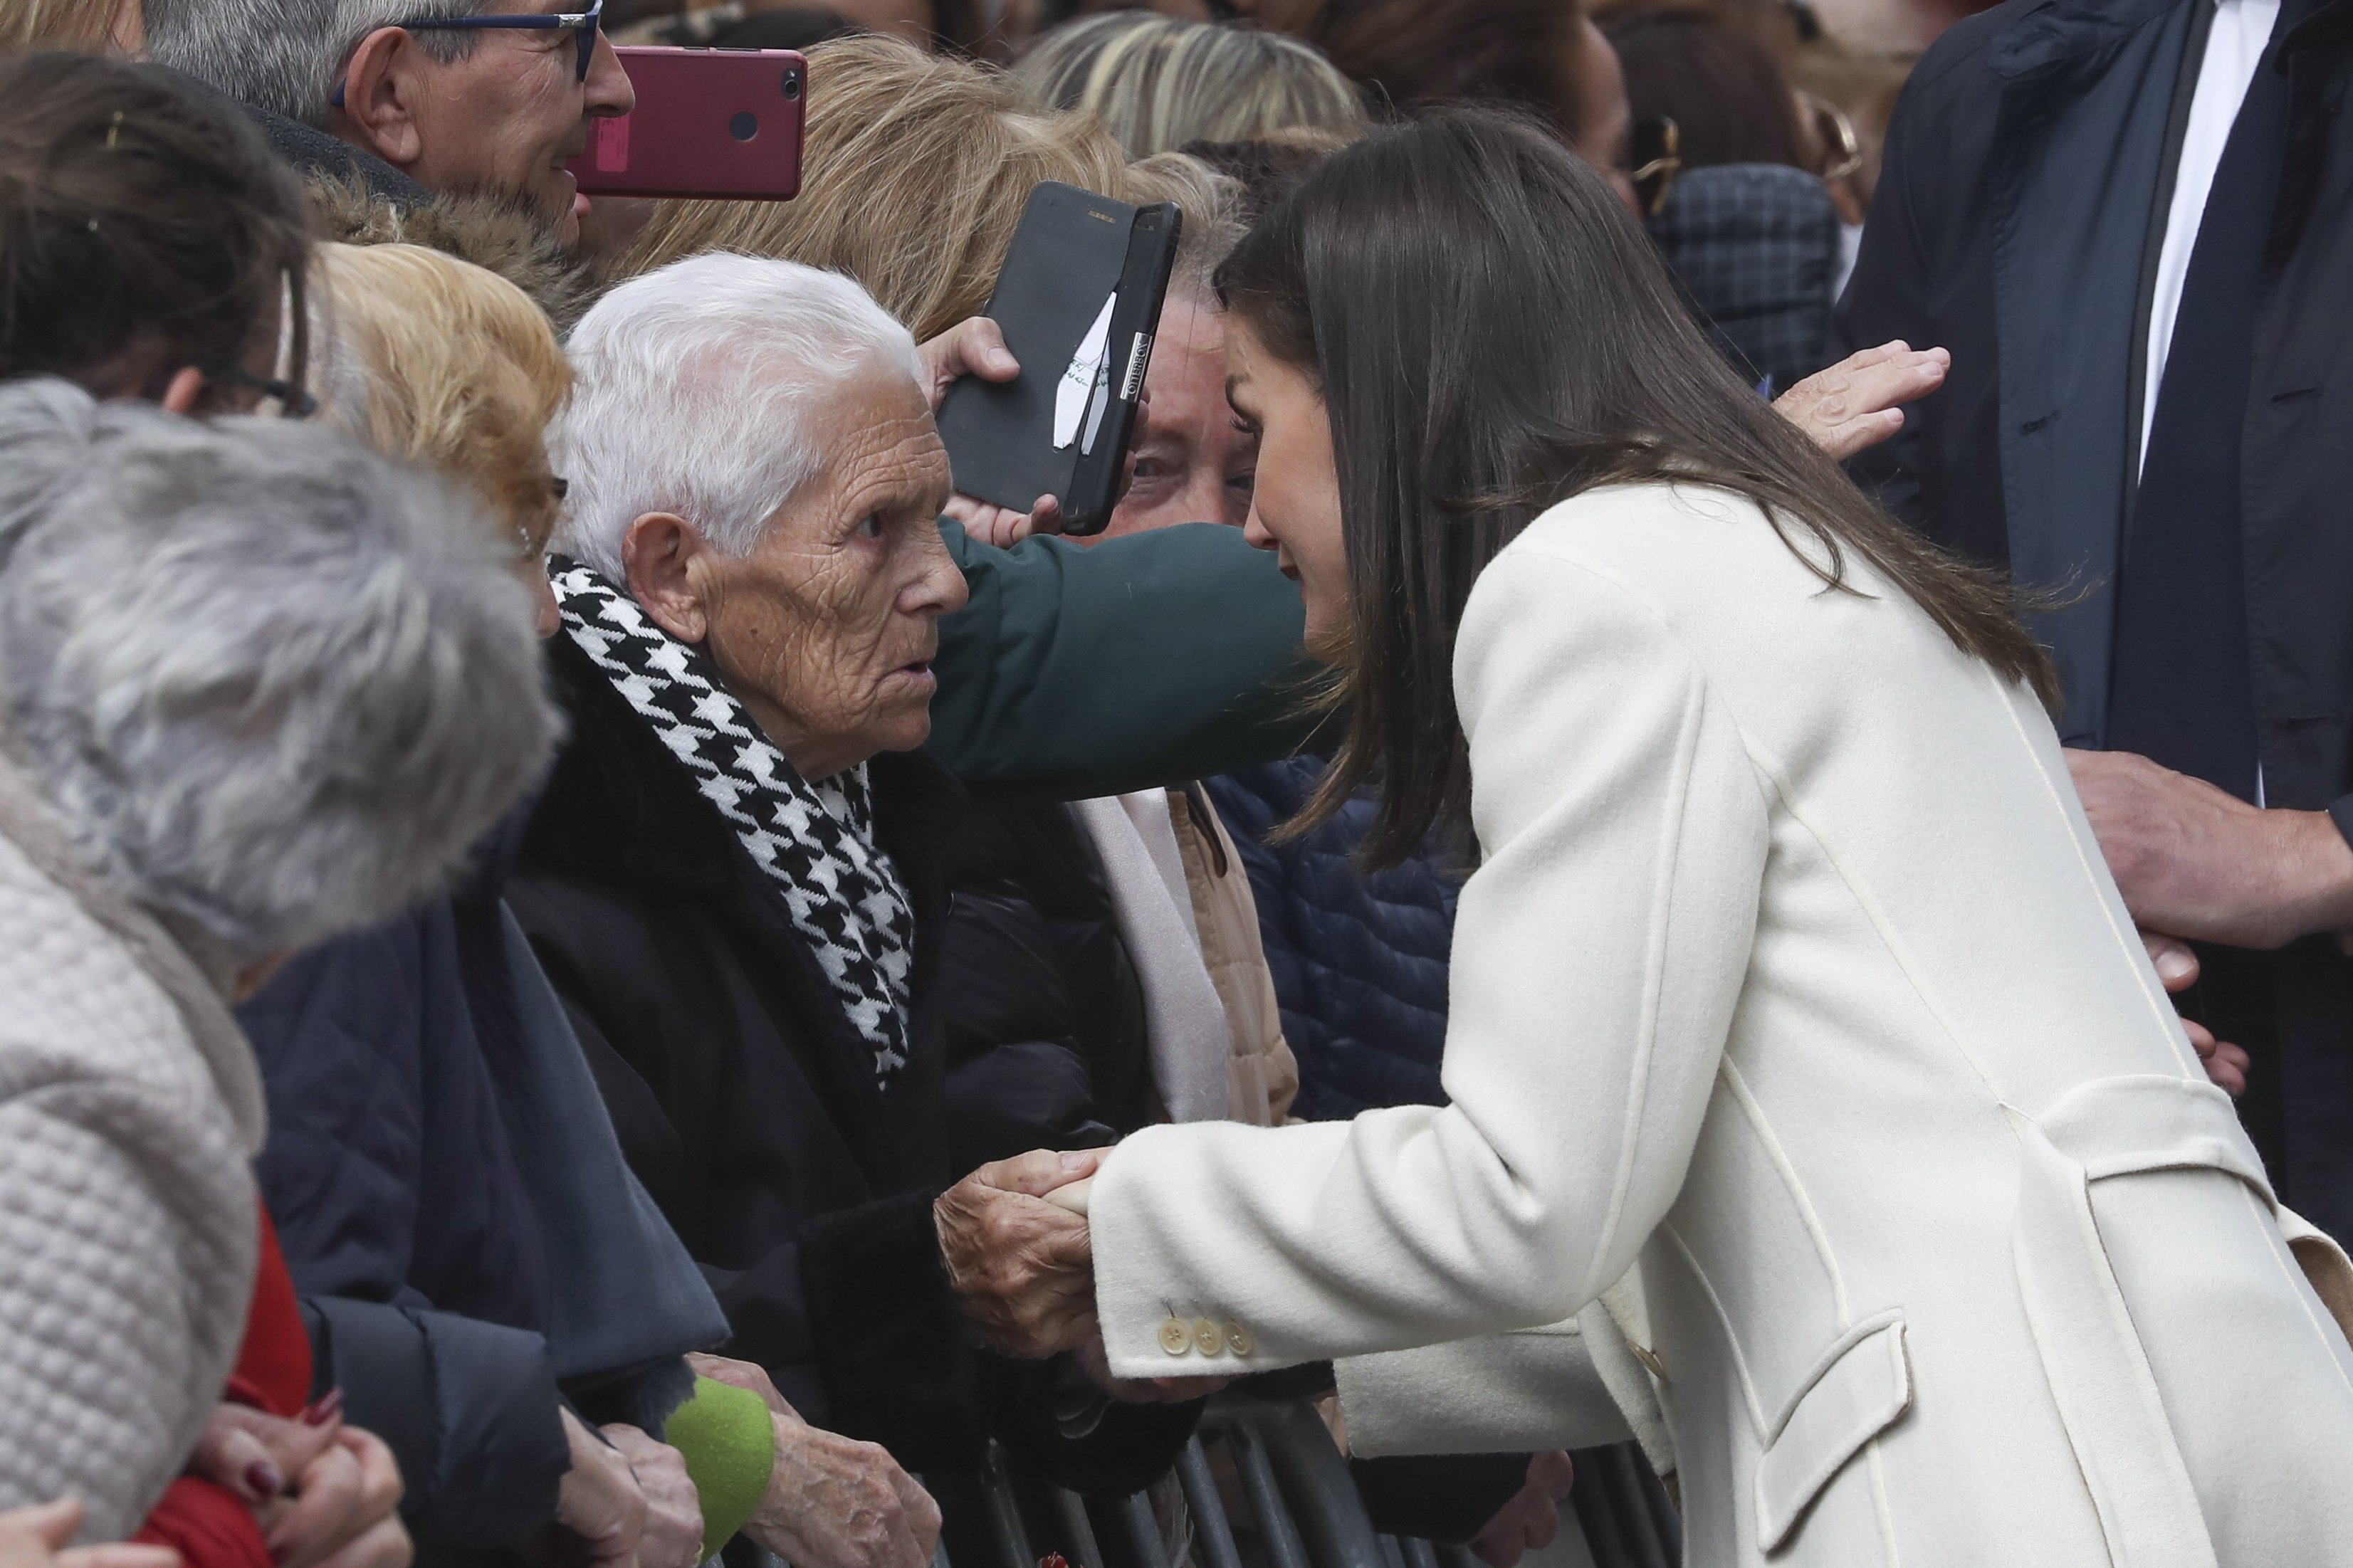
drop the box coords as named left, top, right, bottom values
left=0, top=748, right=263, bottom=1541
left=1206, top=758, right=1457, bottom=1120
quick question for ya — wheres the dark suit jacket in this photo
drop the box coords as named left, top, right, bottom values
left=1838, top=0, right=2353, bottom=826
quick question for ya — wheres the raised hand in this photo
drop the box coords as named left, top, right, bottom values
left=1772, top=341, right=1949, bottom=461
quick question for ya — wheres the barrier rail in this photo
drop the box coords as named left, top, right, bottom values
left=915, top=1399, right=1678, bottom=1568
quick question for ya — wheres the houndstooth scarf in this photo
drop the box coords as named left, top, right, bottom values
left=550, top=557, right=915, bottom=1086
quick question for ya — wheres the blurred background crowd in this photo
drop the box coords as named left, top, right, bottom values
left=1, top=0, right=2347, bottom=1563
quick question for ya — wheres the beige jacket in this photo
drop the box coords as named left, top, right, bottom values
left=0, top=749, right=263, bottom=1540
left=1168, top=786, right=1299, bottom=1127
left=1089, top=484, right=2353, bottom=1567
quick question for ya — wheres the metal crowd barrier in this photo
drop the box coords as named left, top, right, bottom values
left=924, top=1396, right=1678, bottom=1568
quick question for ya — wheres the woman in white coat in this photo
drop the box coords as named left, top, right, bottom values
left=936, top=113, right=2353, bottom=1566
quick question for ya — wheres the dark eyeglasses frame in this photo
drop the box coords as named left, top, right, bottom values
left=331, top=0, right=602, bottom=107
left=205, top=363, right=318, bottom=419
left=1630, top=115, right=1682, bottom=219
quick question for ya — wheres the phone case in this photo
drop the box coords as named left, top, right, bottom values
left=935, top=182, right=1183, bottom=535
left=569, top=47, right=805, bottom=201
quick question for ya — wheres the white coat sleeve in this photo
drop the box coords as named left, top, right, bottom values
left=1087, top=542, right=1771, bottom=1380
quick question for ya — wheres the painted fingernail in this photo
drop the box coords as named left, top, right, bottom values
left=246, top=1463, right=284, bottom=1499
left=302, top=1387, right=344, bottom=1425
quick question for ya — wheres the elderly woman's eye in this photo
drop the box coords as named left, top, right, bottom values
left=855, top=514, right=883, bottom=540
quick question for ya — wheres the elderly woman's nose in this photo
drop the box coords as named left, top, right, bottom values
left=903, top=533, right=972, bottom=617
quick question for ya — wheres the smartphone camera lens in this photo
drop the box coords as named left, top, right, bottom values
left=729, top=111, right=758, bottom=142
left=781, top=71, right=802, bottom=100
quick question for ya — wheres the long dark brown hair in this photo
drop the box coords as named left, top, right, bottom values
left=1217, top=111, right=2055, bottom=869
left=0, top=51, right=313, bottom=404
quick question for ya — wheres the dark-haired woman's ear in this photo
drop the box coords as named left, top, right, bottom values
left=159, top=367, right=208, bottom=416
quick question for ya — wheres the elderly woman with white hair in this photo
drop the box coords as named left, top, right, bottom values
left=0, top=379, right=557, bottom=1540
left=508, top=255, right=1203, bottom=1560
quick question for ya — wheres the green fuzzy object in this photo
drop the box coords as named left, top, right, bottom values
left=664, top=1376, right=776, bottom=1561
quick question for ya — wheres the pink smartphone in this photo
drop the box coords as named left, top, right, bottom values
left=569, top=46, right=805, bottom=201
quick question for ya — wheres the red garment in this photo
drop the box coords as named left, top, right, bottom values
left=132, top=1204, right=315, bottom=1567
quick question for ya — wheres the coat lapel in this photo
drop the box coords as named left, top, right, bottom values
left=1988, top=0, right=2201, bottom=742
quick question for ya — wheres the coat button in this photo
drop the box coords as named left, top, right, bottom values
left=1632, top=1342, right=1666, bottom=1380
left=1160, top=1318, right=1193, bottom=1356
left=1225, top=1322, right=1254, bottom=1356
left=1193, top=1317, right=1225, bottom=1356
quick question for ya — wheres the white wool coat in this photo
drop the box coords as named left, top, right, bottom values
left=1089, top=483, right=2353, bottom=1567
left=0, top=749, right=263, bottom=1541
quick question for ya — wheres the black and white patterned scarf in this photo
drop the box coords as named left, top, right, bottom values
left=550, top=557, right=915, bottom=1085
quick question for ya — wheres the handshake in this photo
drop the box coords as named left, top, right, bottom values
left=933, top=1148, right=1222, bottom=1405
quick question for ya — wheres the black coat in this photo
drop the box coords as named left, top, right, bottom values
left=508, top=633, right=1194, bottom=1493
left=934, top=799, right=1156, bottom=1171
left=1837, top=0, right=2353, bottom=808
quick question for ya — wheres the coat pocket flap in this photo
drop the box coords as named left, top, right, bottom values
left=1755, top=1312, right=1910, bottom=1553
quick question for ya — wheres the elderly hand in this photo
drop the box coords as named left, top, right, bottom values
left=184, top=1398, right=409, bottom=1568
left=0, top=1501, right=178, bottom=1568
left=919, top=317, right=1061, bottom=545
left=594, top=1427, right=700, bottom=1568
left=552, top=1408, right=646, bottom=1568
left=936, top=1149, right=1106, bottom=1359
left=2068, top=749, right=2353, bottom=949
left=1469, top=1453, right=1577, bottom=1568
left=1772, top=341, right=1949, bottom=461
left=2140, top=932, right=2251, bottom=1096
left=685, top=1356, right=939, bottom=1568
left=259, top=1426, right=409, bottom=1568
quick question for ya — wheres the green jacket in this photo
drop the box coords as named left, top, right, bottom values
left=930, top=520, right=1320, bottom=799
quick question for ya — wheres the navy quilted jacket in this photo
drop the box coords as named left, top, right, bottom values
left=1207, top=759, right=1458, bottom=1120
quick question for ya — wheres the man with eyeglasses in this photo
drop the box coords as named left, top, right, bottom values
left=145, top=0, right=633, bottom=248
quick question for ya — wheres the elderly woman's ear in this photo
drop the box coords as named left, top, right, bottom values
left=622, top=510, right=716, bottom=645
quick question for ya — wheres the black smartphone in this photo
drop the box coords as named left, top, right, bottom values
left=936, top=181, right=1183, bottom=535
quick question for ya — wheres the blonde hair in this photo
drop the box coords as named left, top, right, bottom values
left=619, top=35, right=1134, bottom=341
left=1015, top=14, right=1370, bottom=157
left=0, top=0, right=125, bottom=48
left=311, top=241, right=571, bottom=546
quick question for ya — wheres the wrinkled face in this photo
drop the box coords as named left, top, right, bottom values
left=1228, top=320, right=1347, bottom=651
left=1095, top=290, right=1257, bottom=540
left=693, top=368, right=967, bottom=779
left=397, top=1, right=635, bottom=243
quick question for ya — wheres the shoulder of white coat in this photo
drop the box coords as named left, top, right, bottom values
left=1497, top=482, right=1830, bottom=616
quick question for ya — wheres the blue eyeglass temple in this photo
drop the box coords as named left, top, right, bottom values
left=330, top=0, right=600, bottom=107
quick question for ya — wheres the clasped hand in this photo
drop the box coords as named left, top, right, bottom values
left=936, top=1149, right=1224, bottom=1406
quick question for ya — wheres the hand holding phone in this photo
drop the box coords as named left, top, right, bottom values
left=935, top=182, right=1183, bottom=537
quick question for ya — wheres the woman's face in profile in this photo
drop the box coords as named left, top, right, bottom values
left=1228, top=320, right=1347, bottom=649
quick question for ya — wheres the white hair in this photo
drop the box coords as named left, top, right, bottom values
left=145, top=0, right=484, bottom=123
left=550, top=252, right=925, bottom=581
left=0, top=378, right=559, bottom=963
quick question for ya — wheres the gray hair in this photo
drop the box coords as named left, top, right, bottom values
left=551, top=252, right=924, bottom=581
left=144, top=0, right=484, bottom=123
left=1123, top=151, right=1248, bottom=301
left=0, top=378, right=559, bottom=963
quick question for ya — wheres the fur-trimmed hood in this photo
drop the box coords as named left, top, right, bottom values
left=307, top=175, right=602, bottom=333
